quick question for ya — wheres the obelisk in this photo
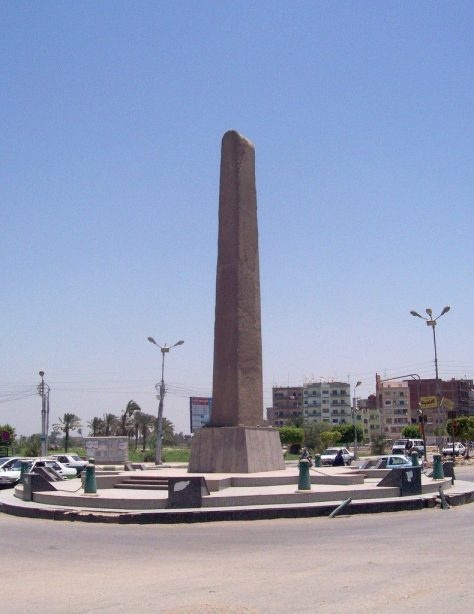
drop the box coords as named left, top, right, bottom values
left=189, top=131, right=285, bottom=473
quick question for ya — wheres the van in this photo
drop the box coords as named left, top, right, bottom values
left=391, top=438, right=424, bottom=457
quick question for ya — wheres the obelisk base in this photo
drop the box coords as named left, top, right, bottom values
left=188, top=426, right=285, bottom=473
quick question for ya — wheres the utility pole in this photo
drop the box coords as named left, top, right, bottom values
left=38, top=371, right=50, bottom=456
left=352, top=381, right=362, bottom=460
left=148, top=337, right=184, bottom=465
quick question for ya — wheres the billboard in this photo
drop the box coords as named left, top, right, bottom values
left=190, top=397, right=212, bottom=433
left=419, top=396, right=437, bottom=410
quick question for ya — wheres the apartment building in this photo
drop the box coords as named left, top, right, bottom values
left=406, top=377, right=474, bottom=437
left=266, top=386, right=304, bottom=427
left=357, top=395, right=382, bottom=442
left=303, top=381, right=351, bottom=426
left=375, top=375, right=410, bottom=439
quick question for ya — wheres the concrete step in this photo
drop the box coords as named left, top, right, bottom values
left=119, top=478, right=168, bottom=485
left=114, top=483, right=168, bottom=491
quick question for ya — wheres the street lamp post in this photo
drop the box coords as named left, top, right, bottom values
left=37, top=371, right=50, bottom=457
left=148, top=337, right=184, bottom=465
left=417, top=406, right=427, bottom=460
left=410, top=306, right=450, bottom=452
left=352, top=381, right=362, bottom=460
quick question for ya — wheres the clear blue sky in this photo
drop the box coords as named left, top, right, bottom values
left=2, top=1, right=473, bottom=437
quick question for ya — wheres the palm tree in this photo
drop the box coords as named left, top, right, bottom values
left=119, top=401, right=141, bottom=436
left=103, top=413, right=118, bottom=436
left=52, top=413, right=81, bottom=452
left=161, top=417, right=176, bottom=446
left=87, top=417, right=105, bottom=436
left=134, top=412, right=155, bottom=452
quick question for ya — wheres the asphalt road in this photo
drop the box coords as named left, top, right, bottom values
left=2, top=471, right=474, bottom=613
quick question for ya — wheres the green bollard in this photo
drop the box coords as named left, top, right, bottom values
left=83, top=458, right=97, bottom=494
left=411, top=451, right=420, bottom=467
left=297, top=458, right=312, bottom=491
left=20, top=461, right=29, bottom=484
left=314, top=454, right=321, bottom=468
left=433, top=454, right=444, bottom=480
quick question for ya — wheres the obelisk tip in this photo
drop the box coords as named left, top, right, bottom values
left=222, top=130, right=254, bottom=149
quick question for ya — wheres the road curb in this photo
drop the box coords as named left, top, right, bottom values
left=0, top=494, right=436, bottom=524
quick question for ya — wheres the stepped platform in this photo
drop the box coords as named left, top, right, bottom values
left=0, top=463, right=470, bottom=524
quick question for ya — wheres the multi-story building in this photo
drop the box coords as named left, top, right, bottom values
left=406, top=377, right=474, bottom=438
left=375, top=375, right=410, bottom=440
left=303, top=381, right=351, bottom=426
left=357, top=395, right=382, bottom=442
left=266, top=386, right=303, bottom=427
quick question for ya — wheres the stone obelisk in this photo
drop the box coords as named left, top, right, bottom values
left=189, top=131, right=285, bottom=473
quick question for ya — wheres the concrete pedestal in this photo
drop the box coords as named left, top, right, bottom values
left=188, top=426, right=285, bottom=473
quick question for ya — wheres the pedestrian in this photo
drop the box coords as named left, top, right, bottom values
left=332, top=449, right=345, bottom=466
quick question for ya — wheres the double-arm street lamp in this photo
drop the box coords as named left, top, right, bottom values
left=352, top=381, right=362, bottom=460
left=410, top=306, right=450, bottom=452
left=148, top=337, right=184, bottom=465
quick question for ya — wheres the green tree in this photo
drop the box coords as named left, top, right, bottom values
left=17, top=434, right=41, bottom=456
left=161, top=417, right=176, bottom=446
left=303, top=422, right=333, bottom=452
left=87, top=417, right=105, bottom=436
left=103, top=413, right=118, bottom=436
left=447, top=416, right=474, bottom=458
left=119, top=401, right=141, bottom=436
left=336, top=423, right=363, bottom=445
left=52, top=413, right=81, bottom=452
left=134, top=412, right=155, bottom=452
left=278, top=426, right=304, bottom=447
left=371, top=434, right=387, bottom=455
left=321, top=430, right=341, bottom=449
left=401, top=425, right=421, bottom=438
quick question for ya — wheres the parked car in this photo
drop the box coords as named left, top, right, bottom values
left=442, top=442, right=466, bottom=457
left=391, top=439, right=424, bottom=457
left=0, top=457, right=22, bottom=470
left=320, top=447, right=353, bottom=466
left=0, top=458, right=76, bottom=487
left=0, top=459, right=33, bottom=487
left=378, top=454, right=415, bottom=469
left=48, top=454, right=88, bottom=475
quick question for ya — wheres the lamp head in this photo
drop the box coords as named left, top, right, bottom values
left=410, top=310, right=422, bottom=318
left=441, top=306, right=450, bottom=316
left=147, top=336, right=157, bottom=345
left=39, top=371, right=44, bottom=377
left=425, top=308, right=432, bottom=317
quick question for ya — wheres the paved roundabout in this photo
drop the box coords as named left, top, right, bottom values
left=1, top=461, right=474, bottom=523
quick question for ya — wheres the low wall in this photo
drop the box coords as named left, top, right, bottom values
left=84, top=437, right=129, bottom=464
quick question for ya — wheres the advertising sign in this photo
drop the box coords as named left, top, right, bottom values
left=419, top=396, right=437, bottom=409
left=190, top=397, right=212, bottom=432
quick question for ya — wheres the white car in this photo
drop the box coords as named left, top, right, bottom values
left=36, top=459, right=77, bottom=479
left=442, top=442, right=466, bottom=457
left=0, top=459, right=32, bottom=486
left=0, top=457, right=23, bottom=471
left=0, top=458, right=76, bottom=487
left=320, top=447, right=353, bottom=466
left=48, top=454, right=88, bottom=475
